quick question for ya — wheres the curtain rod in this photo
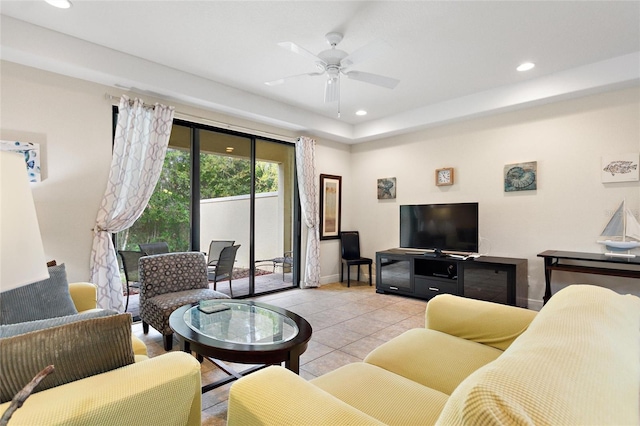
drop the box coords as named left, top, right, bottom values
left=105, top=93, right=297, bottom=143
left=106, top=93, right=157, bottom=110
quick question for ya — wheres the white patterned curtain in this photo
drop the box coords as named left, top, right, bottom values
left=90, top=96, right=175, bottom=310
left=295, top=136, right=320, bottom=288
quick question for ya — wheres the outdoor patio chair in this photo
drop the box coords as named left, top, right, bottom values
left=340, top=231, right=372, bottom=287
left=276, top=251, right=293, bottom=281
left=139, top=251, right=229, bottom=350
left=117, top=250, right=144, bottom=313
left=209, top=245, right=241, bottom=297
left=139, top=241, right=169, bottom=256
left=207, top=240, right=235, bottom=271
left=256, top=251, right=293, bottom=281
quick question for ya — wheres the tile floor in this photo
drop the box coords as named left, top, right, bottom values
left=132, top=280, right=429, bottom=426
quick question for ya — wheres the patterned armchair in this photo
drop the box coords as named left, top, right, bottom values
left=139, top=252, right=229, bottom=350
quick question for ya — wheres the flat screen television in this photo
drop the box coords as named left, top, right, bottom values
left=400, top=203, right=479, bottom=253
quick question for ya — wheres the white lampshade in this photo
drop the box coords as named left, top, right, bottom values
left=0, top=151, right=49, bottom=291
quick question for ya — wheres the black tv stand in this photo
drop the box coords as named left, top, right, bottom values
left=376, top=248, right=528, bottom=307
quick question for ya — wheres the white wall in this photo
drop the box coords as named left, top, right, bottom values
left=0, top=61, right=303, bottom=283
left=1, top=63, right=113, bottom=282
left=200, top=193, right=280, bottom=267
left=349, top=87, right=640, bottom=307
left=314, top=139, right=352, bottom=284
left=2, top=60, right=639, bottom=307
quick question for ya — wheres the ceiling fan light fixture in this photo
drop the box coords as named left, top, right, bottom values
left=517, top=62, right=535, bottom=72
left=44, top=0, right=72, bottom=8
left=325, top=76, right=340, bottom=103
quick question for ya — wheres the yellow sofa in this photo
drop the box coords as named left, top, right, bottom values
left=0, top=283, right=202, bottom=426
left=227, top=285, right=640, bottom=425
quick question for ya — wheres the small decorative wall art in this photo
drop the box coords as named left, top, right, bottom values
left=504, top=161, right=537, bottom=192
left=0, top=140, right=41, bottom=182
left=601, top=153, right=639, bottom=183
left=377, top=177, right=396, bottom=199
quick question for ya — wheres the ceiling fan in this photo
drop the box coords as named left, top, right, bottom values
left=265, top=32, right=400, bottom=108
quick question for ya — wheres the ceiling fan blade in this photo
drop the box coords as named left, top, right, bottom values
left=344, top=70, right=399, bottom=89
left=278, top=41, right=325, bottom=64
left=341, top=40, right=387, bottom=68
left=265, top=72, right=324, bottom=86
left=324, top=77, right=340, bottom=103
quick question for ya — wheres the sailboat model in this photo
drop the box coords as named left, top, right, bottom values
left=597, top=200, right=640, bottom=258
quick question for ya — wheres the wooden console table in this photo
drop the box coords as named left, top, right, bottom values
left=537, top=250, right=640, bottom=304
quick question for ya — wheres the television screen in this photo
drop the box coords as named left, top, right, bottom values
left=400, top=203, right=479, bottom=253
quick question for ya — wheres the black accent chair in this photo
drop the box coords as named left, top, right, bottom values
left=209, top=245, right=241, bottom=297
left=340, top=231, right=372, bottom=287
left=117, top=250, right=144, bottom=313
left=139, top=242, right=169, bottom=256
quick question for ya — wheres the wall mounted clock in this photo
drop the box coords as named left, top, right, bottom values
left=436, top=167, right=454, bottom=186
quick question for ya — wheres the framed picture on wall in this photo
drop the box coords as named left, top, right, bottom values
left=601, top=153, right=639, bottom=183
left=319, top=174, right=341, bottom=240
left=0, top=140, right=41, bottom=182
left=504, top=161, right=537, bottom=192
left=377, top=177, right=397, bottom=199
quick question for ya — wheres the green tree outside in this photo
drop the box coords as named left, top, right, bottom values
left=117, top=149, right=278, bottom=252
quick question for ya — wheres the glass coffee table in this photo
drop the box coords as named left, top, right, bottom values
left=169, top=300, right=312, bottom=393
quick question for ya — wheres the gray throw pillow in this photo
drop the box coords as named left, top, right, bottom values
left=0, top=264, right=78, bottom=325
left=0, top=309, right=118, bottom=338
left=0, top=313, right=135, bottom=403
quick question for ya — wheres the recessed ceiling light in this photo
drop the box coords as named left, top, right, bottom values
left=44, top=0, right=72, bottom=8
left=355, top=110, right=367, bottom=116
left=517, top=62, right=535, bottom=72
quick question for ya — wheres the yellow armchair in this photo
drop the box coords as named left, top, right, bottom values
left=0, top=283, right=200, bottom=425
left=0, top=352, right=202, bottom=426
left=68, top=282, right=99, bottom=313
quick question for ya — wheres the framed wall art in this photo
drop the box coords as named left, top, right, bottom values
left=0, top=140, right=41, bottom=182
left=601, top=153, right=639, bottom=183
left=319, top=174, right=341, bottom=240
left=377, top=177, right=396, bottom=199
left=504, top=161, right=537, bottom=192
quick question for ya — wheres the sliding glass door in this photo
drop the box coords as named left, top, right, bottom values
left=253, top=139, right=297, bottom=294
left=198, top=129, right=252, bottom=296
left=117, top=114, right=299, bottom=298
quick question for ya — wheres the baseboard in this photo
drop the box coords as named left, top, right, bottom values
left=320, top=273, right=374, bottom=286
left=527, top=298, right=544, bottom=311
left=320, top=274, right=342, bottom=285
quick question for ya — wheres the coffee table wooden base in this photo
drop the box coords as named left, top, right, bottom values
left=179, top=339, right=274, bottom=393
left=200, top=357, right=269, bottom=393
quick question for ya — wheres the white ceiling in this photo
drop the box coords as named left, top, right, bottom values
left=1, top=1, right=639, bottom=143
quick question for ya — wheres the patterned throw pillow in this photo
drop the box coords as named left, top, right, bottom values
left=0, top=313, right=135, bottom=403
left=0, top=264, right=78, bottom=325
